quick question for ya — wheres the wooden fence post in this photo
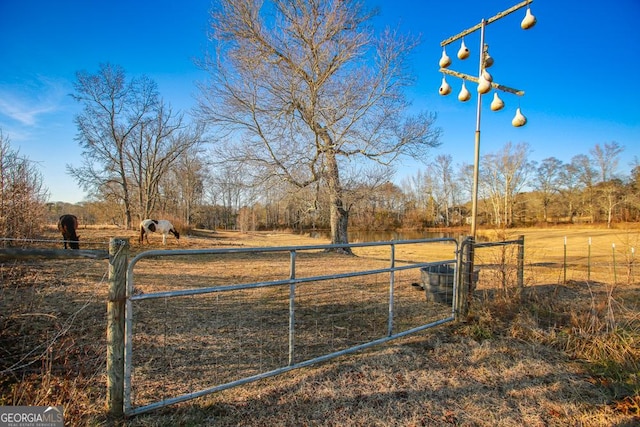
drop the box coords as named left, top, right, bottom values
left=106, top=238, right=129, bottom=419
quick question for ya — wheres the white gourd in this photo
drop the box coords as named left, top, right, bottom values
left=439, top=49, right=452, bottom=68
left=512, top=108, right=527, bottom=127
left=458, top=81, right=471, bottom=102
left=521, top=7, right=536, bottom=30
left=457, top=39, right=470, bottom=60
left=439, top=77, right=452, bottom=95
left=490, top=92, right=505, bottom=111
left=477, top=76, right=491, bottom=94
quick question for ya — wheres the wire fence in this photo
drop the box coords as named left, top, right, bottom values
left=1, top=231, right=637, bottom=423
left=472, top=234, right=638, bottom=298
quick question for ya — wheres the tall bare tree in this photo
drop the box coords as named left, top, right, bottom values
left=570, top=154, right=597, bottom=222
left=430, top=154, right=455, bottom=226
left=129, top=104, right=204, bottom=222
left=533, top=157, right=563, bottom=223
left=69, top=64, right=202, bottom=227
left=557, top=160, right=583, bottom=223
left=590, top=141, right=623, bottom=183
left=207, top=163, right=257, bottom=229
left=69, top=64, right=158, bottom=228
left=197, top=0, right=440, bottom=251
left=596, top=179, right=625, bottom=228
left=481, top=142, right=533, bottom=227
left=400, top=170, right=434, bottom=221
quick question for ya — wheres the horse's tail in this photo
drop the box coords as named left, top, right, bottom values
left=70, top=216, right=79, bottom=239
left=139, top=223, right=146, bottom=244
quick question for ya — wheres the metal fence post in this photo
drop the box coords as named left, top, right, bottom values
left=106, top=238, right=129, bottom=419
left=457, top=236, right=474, bottom=320
left=517, top=235, right=524, bottom=292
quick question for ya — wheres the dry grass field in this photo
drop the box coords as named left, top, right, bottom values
left=1, top=224, right=639, bottom=426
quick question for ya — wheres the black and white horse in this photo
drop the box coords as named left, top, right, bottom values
left=139, top=219, right=180, bottom=245
left=58, top=214, right=80, bottom=249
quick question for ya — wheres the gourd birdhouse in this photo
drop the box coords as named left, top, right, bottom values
left=439, top=76, right=452, bottom=95
left=439, top=48, right=452, bottom=68
left=458, top=80, right=471, bottom=102
left=477, top=76, right=492, bottom=94
left=521, top=7, right=536, bottom=30
left=457, top=39, right=470, bottom=60
left=490, top=92, right=505, bottom=111
left=484, top=52, right=494, bottom=68
left=512, top=107, right=527, bottom=126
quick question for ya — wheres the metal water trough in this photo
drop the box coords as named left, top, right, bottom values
left=420, top=264, right=478, bottom=304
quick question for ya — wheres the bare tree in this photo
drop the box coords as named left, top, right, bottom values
left=430, top=154, right=455, bottom=226
left=129, top=104, right=204, bottom=222
left=557, top=160, right=583, bottom=223
left=69, top=64, right=202, bottom=227
left=586, top=142, right=624, bottom=227
left=570, top=154, right=597, bottom=222
left=399, top=171, right=430, bottom=228
left=481, top=142, right=533, bottom=228
left=597, top=179, right=625, bottom=228
left=0, top=130, right=48, bottom=243
left=626, top=157, right=640, bottom=221
left=533, top=157, right=563, bottom=223
left=207, top=163, right=257, bottom=229
left=197, top=0, right=440, bottom=252
left=69, top=64, right=158, bottom=228
left=162, top=147, right=208, bottom=226
left=349, top=174, right=403, bottom=230
left=456, top=162, right=476, bottom=224
left=590, top=141, right=623, bottom=183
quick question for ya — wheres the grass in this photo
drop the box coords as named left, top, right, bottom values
left=1, top=225, right=639, bottom=426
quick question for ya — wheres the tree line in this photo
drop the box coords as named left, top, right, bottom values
left=1, top=122, right=637, bottom=246
left=46, top=139, right=640, bottom=232
left=2, top=1, right=638, bottom=245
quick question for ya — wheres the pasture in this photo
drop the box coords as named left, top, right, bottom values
left=1, top=225, right=638, bottom=426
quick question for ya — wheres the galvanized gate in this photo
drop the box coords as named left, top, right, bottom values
left=121, top=238, right=462, bottom=416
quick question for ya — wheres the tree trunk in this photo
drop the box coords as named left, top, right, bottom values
left=123, top=193, right=132, bottom=230
left=325, top=149, right=352, bottom=255
left=119, top=157, right=133, bottom=230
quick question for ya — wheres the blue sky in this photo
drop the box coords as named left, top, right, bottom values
left=1, top=0, right=639, bottom=203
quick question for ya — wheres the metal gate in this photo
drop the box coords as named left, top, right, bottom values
left=123, top=238, right=460, bottom=416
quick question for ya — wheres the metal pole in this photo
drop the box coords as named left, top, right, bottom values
left=388, top=244, right=395, bottom=336
left=470, top=20, right=486, bottom=239
left=288, top=250, right=296, bottom=366
left=517, top=235, right=525, bottom=291
left=441, top=1, right=533, bottom=238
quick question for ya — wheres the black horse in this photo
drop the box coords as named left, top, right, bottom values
left=57, top=214, right=80, bottom=249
